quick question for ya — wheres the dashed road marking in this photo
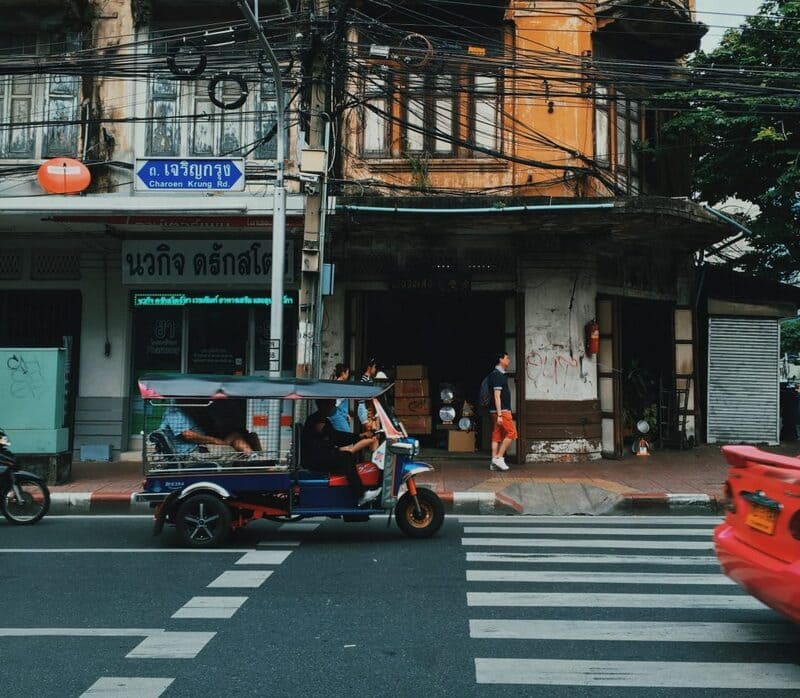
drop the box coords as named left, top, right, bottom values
left=172, top=596, right=248, bottom=619
left=80, top=677, right=174, bottom=697
left=207, top=570, right=273, bottom=588
left=465, top=552, right=719, bottom=565
left=235, top=550, right=292, bottom=565
left=462, top=526, right=713, bottom=537
left=126, top=631, right=216, bottom=659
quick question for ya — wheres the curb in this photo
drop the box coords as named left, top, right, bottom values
left=49, top=489, right=720, bottom=516
left=49, top=492, right=151, bottom=515
left=618, top=492, right=720, bottom=513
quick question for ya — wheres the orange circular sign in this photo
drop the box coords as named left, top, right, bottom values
left=37, top=157, right=91, bottom=194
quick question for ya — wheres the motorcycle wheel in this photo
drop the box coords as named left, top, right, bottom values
left=395, top=488, right=444, bottom=539
left=175, top=494, right=231, bottom=548
left=1, top=478, right=50, bottom=525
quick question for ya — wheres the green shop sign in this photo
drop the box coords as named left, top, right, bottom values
left=134, top=293, right=295, bottom=307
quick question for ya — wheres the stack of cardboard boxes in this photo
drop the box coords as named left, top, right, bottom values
left=393, top=365, right=431, bottom=435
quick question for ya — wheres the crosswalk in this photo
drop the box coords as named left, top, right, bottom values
left=458, top=515, right=800, bottom=692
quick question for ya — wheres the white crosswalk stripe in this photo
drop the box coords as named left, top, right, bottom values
left=462, top=515, right=800, bottom=692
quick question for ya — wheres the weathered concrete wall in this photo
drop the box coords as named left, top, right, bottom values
left=521, top=251, right=601, bottom=461
left=522, top=265, right=598, bottom=401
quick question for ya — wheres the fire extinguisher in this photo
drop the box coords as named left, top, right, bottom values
left=585, top=319, right=600, bottom=356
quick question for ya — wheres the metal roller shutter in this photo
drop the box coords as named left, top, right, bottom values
left=707, top=317, right=779, bottom=444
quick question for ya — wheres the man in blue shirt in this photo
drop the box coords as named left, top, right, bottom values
left=159, top=404, right=255, bottom=454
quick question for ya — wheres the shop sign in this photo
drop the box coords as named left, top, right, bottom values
left=390, top=275, right=471, bottom=293
left=135, top=158, right=245, bottom=191
left=132, top=293, right=295, bottom=307
left=122, top=239, right=295, bottom=286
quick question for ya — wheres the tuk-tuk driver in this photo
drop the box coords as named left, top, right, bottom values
left=302, top=399, right=381, bottom=506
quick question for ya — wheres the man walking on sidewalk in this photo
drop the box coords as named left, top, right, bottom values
left=488, top=351, right=517, bottom=471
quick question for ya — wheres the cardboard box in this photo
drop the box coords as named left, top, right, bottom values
left=448, top=430, right=476, bottom=452
left=395, top=379, right=429, bottom=397
left=399, top=415, right=432, bottom=434
left=394, top=397, right=431, bottom=416
left=396, top=364, right=427, bottom=379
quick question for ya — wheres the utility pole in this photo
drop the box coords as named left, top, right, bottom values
left=296, top=0, right=331, bottom=379
left=237, top=0, right=287, bottom=456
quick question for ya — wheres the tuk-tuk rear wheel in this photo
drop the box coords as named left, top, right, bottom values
left=395, top=489, right=444, bottom=538
left=175, top=493, right=231, bottom=548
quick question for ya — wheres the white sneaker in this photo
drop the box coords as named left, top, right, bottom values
left=357, top=488, right=381, bottom=506
left=490, top=457, right=509, bottom=471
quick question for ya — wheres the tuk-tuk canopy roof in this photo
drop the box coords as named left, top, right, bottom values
left=138, top=373, right=390, bottom=400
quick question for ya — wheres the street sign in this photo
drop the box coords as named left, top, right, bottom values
left=268, top=339, right=281, bottom=372
left=135, top=158, right=245, bottom=192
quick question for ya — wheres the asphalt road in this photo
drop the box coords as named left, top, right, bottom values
left=0, top=513, right=798, bottom=697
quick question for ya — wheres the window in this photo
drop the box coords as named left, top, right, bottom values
left=359, top=67, right=501, bottom=159
left=362, top=71, right=388, bottom=156
left=146, top=32, right=280, bottom=159
left=403, top=73, right=454, bottom=155
left=593, top=85, right=642, bottom=193
left=473, top=74, right=500, bottom=153
left=0, top=33, right=80, bottom=159
left=594, top=86, right=611, bottom=168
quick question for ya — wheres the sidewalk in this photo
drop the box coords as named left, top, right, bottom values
left=46, top=442, right=800, bottom=515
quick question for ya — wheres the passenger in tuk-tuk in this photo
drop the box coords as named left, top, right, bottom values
left=160, top=403, right=257, bottom=455
left=302, top=399, right=381, bottom=505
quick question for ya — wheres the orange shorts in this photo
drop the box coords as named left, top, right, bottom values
left=491, top=410, right=518, bottom=442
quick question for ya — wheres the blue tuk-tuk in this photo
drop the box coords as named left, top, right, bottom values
left=134, top=373, right=444, bottom=547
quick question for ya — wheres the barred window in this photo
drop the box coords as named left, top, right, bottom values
left=0, top=33, right=80, bottom=159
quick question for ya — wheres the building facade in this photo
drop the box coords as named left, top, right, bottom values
left=0, top=0, right=743, bottom=467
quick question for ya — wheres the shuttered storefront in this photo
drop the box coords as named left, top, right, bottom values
left=707, top=317, right=779, bottom=444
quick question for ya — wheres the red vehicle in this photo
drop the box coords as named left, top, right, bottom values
left=714, top=445, right=800, bottom=623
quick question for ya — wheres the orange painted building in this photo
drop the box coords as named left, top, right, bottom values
left=328, top=0, right=731, bottom=463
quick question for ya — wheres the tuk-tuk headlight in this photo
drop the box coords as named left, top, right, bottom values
left=388, top=441, right=414, bottom=456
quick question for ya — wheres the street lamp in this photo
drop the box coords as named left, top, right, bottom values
left=236, top=0, right=287, bottom=456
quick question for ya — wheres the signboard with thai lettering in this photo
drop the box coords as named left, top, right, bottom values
left=122, top=239, right=295, bottom=285
left=135, top=158, right=245, bottom=191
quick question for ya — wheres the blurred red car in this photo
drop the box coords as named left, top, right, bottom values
left=714, top=445, right=800, bottom=623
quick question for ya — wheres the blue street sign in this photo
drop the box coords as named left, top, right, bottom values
left=135, top=158, right=245, bottom=192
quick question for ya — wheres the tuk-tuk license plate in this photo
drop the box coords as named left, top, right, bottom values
left=745, top=503, right=777, bottom=535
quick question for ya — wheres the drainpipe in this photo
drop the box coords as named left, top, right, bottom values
left=702, top=204, right=754, bottom=236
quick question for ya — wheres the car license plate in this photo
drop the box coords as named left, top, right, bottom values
left=745, top=503, right=777, bottom=535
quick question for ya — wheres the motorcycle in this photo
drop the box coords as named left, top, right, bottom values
left=0, top=430, right=50, bottom=525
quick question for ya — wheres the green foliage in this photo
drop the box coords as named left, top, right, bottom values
left=652, top=1, right=800, bottom=280
left=781, top=317, right=800, bottom=355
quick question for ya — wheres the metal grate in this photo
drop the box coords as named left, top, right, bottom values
left=707, top=317, right=779, bottom=444
left=0, top=249, right=23, bottom=279
left=31, top=250, right=82, bottom=280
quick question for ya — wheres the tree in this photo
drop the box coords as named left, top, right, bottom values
left=781, top=317, right=800, bottom=356
left=653, top=1, right=800, bottom=280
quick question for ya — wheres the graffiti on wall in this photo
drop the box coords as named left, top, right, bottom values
left=525, top=349, right=582, bottom=388
left=6, top=354, right=44, bottom=399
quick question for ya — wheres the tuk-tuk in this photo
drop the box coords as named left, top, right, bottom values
left=134, top=373, right=444, bottom=547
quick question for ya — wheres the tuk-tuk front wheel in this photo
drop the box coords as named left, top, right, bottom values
left=175, top=493, right=231, bottom=548
left=395, top=488, right=444, bottom=538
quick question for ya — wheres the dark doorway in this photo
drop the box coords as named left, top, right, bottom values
left=619, top=298, right=673, bottom=447
left=361, top=291, right=507, bottom=448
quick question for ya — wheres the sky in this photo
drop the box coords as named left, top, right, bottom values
left=695, top=0, right=763, bottom=51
